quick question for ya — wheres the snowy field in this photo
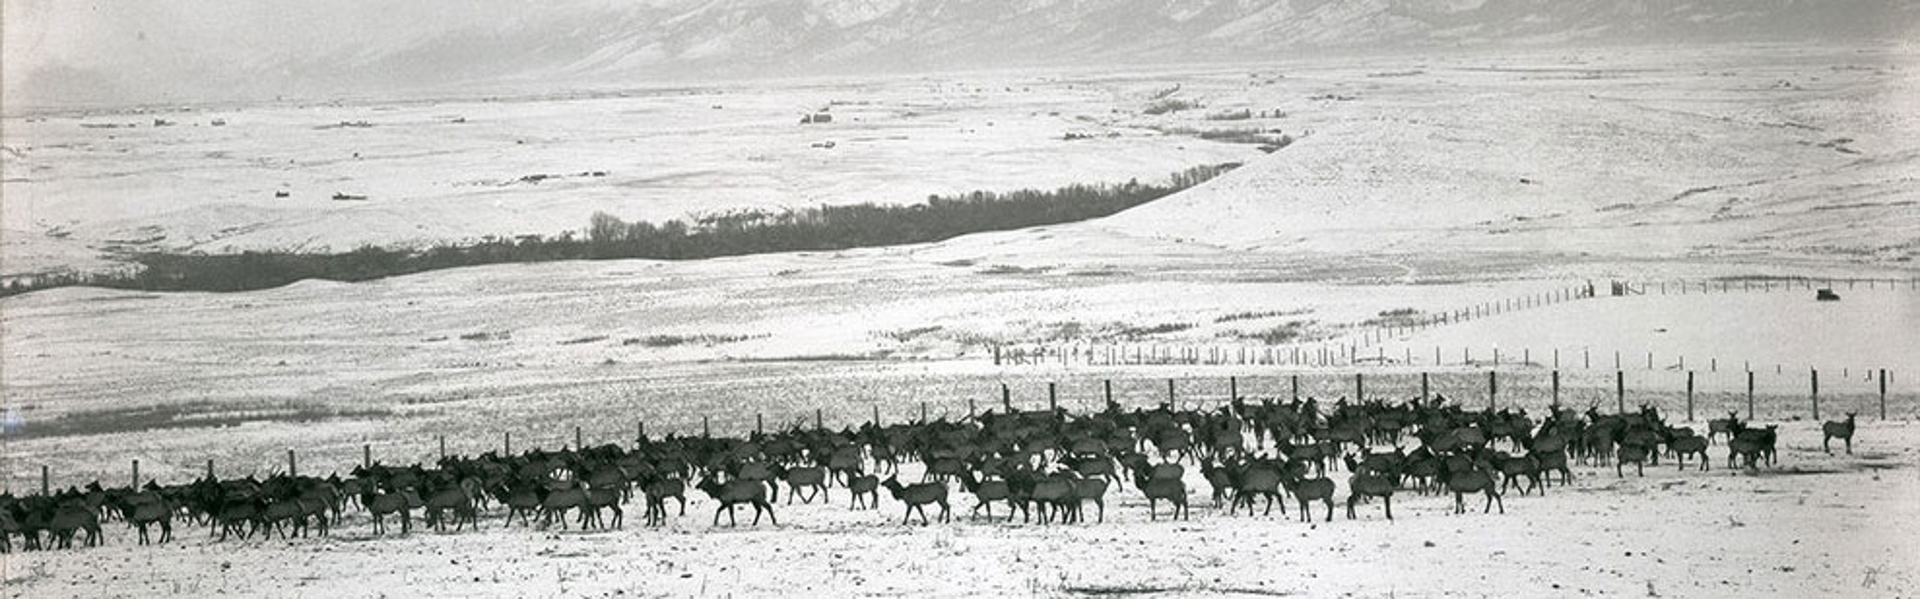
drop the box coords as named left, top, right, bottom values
left=4, top=43, right=1915, bottom=278
left=3, top=42, right=1919, bottom=597
left=1, top=421, right=1916, bottom=598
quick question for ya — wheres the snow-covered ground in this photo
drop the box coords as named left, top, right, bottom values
left=2, top=42, right=1918, bottom=597
left=2, top=420, right=1916, bottom=598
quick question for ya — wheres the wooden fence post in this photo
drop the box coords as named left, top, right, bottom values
left=1488, top=371, right=1497, bottom=410
left=1747, top=370, right=1756, bottom=421
left=1167, top=379, right=1176, bottom=405
left=1421, top=372, right=1430, bottom=403
left=637, top=421, right=645, bottom=441
left=757, top=413, right=764, bottom=433
left=288, top=449, right=297, bottom=477
left=364, top=443, right=372, bottom=467
left=1811, top=368, right=1820, bottom=421
left=1230, top=376, right=1239, bottom=402
left=440, top=435, right=447, bottom=460
left=1616, top=371, right=1626, bottom=413
left=1048, top=382, right=1058, bottom=412
left=1104, top=379, right=1113, bottom=404
left=42, top=465, right=49, bottom=496
left=1551, top=370, right=1560, bottom=405
left=506, top=432, right=513, bottom=454
left=921, top=402, right=928, bottom=422
left=1355, top=373, right=1365, bottom=403
left=207, top=459, right=215, bottom=480
left=872, top=405, right=880, bottom=426
left=575, top=426, right=583, bottom=450
left=1686, top=371, right=1695, bottom=422
left=1002, top=384, right=1012, bottom=411
left=132, top=459, right=140, bottom=488
left=1880, top=369, right=1889, bottom=420
left=816, top=408, right=823, bottom=430
left=703, top=416, right=711, bottom=437
left=1291, top=375, right=1300, bottom=402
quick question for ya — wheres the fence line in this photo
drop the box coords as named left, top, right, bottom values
left=15, top=366, right=1908, bottom=495
left=993, top=277, right=1917, bottom=368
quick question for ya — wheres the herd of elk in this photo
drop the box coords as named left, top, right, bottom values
left=0, top=391, right=1858, bottom=553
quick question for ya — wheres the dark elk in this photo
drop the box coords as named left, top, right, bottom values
left=696, top=476, right=776, bottom=527
left=881, top=475, right=950, bottom=526
left=1822, top=413, right=1856, bottom=455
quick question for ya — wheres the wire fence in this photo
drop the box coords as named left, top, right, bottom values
left=14, top=365, right=1908, bottom=495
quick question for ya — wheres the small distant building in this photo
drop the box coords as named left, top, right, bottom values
left=801, top=112, right=833, bottom=124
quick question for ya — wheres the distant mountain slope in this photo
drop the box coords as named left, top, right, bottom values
left=5, top=0, right=1914, bottom=108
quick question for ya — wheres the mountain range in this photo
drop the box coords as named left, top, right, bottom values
left=3, top=0, right=1914, bottom=108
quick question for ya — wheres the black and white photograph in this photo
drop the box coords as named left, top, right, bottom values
left=1, top=1, right=1916, bottom=596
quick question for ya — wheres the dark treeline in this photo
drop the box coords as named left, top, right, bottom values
left=2, top=163, right=1238, bottom=296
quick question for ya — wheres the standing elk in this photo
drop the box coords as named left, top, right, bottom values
left=1822, top=413, right=1856, bottom=455
left=696, top=476, right=776, bottom=527
left=880, top=475, right=950, bottom=525
left=1131, top=469, right=1189, bottom=521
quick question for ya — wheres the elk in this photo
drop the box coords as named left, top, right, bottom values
left=956, top=470, right=1012, bottom=521
left=1533, top=449, right=1572, bottom=488
left=111, top=492, right=174, bottom=545
left=1728, top=424, right=1778, bottom=469
left=1706, top=412, right=1740, bottom=445
left=826, top=446, right=864, bottom=486
left=1071, top=475, right=1110, bottom=524
left=363, top=488, right=413, bottom=536
left=846, top=474, right=881, bottom=511
left=581, top=482, right=623, bottom=529
left=1200, top=459, right=1236, bottom=507
left=773, top=464, right=829, bottom=505
left=1494, top=453, right=1539, bottom=496
left=215, top=494, right=262, bottom=540
left=640, top=475, right=687, bottom=526
left=881, top=475, right=950, bottom=525
left=1822, top=413, right=1856, bottom=455
left=1028, top=472, right=1075, bottom=525
left=0, top=501, right=18, bottom=553
left=1441, top=459, right=1503, bottom=515
left=921, top=457, right=968, bottom=484
left=423, top=479, right=479, bottom=533
left=48, top=501, right=102, bottom=549
left=1230, top=460, right=1286, bottom=517
left=696, top=476, right=777, bottom=527
left=536, top=483, right=587, bottom=530
left=1615, top=441, right=1650, bottom=478
left=1669, top=435, right=1710, bottom=471
left=1729, top=436, right=1767, bottom=470
left=500, top=479, right=542, bottom=527
left=1346, top=471, right=1397, bottom=521
left=1344, top=455, right=1396, bottom=521
left=1280, top=462, right=1334, bottom=523
left=1130, top=469, right=1189, bottom=521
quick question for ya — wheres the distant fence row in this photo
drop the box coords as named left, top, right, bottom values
left=992, top=276, right=1917, bottom=368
